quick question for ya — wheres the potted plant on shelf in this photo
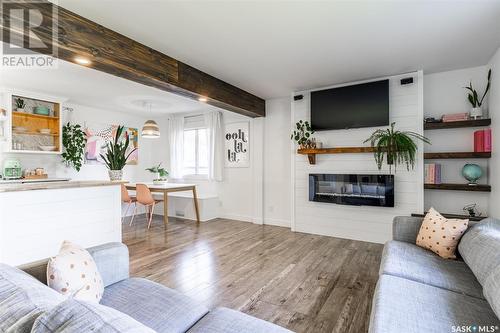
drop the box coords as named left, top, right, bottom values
left=15, top=98, right=26, bottom=112
left=291, top=120, right=316, bottom=149
left=465, top=69, right=491, bottom=119
left=61, top=122, right=87, bottom=172
left=146, top=163, right=169, bottom=184
left=364, top=122, right=430, bottom=173
left=100, top=125, right=137, bottom=181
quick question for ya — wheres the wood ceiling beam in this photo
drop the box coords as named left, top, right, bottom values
left=1, top=1, right=265, bottom=117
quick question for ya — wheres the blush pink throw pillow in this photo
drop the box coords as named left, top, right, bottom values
left=416, top=208, right=469, bottom=259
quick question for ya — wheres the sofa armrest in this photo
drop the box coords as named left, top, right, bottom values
left=392, top=216, right=424, bottom=243
left=87, top=242, right=129, bottom=287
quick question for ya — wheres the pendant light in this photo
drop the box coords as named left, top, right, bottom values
left=141, top=102, right=160, bottom=138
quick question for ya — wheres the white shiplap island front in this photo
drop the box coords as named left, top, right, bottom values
left=0, top=181, right=122, bottom=265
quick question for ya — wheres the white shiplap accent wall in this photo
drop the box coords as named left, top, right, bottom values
left=291, top=72, right=424, bottom=243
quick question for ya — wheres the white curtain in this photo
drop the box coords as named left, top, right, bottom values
left=168, top=116, right=184, bottom=179
left=204, top=110, right=224, bottom=181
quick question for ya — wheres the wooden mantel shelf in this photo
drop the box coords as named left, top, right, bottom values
left=297, top=147, right=376, bottom=165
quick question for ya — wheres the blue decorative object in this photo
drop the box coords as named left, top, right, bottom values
left=462, top=164, right=483, bottom=185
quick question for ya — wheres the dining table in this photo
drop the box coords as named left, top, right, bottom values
left=125, top=182, right=200, bottom=225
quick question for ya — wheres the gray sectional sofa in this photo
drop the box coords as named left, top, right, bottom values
left=369, top=216, right=500, bottom=333
left=0, top=242, right=292, bottom=333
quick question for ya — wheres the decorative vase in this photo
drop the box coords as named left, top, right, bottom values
left=16, top=108, right=25, bottom=113
left=108, top=169, right=123, bottom=181
left=470, top=107, right=483, bottom=119
left=462, top=164, right=482, bottom=185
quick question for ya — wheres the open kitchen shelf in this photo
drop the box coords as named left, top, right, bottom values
left=424, top=152, right=491, bottom=159
left=424, top=183, right=491, bottom=192
left=297, top=147, right=377, bottom=165
left=424, top=118, right=491, bottom=130
left=411, top=213, right=486, bottom=222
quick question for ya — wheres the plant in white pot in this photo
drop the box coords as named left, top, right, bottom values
left=15, top=98, right=26, bottom=112
left=465, top=69, right=491, bottom=119
left=100, top=125, right=137, bottom=181
left=146, top=163, right=169, bottom=184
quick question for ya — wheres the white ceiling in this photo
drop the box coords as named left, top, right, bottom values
left=0, top=55, right=219, bottom=115
left=54, top=0, right=500, bottom=99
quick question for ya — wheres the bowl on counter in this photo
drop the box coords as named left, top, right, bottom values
left=13, top=126, right=27, bottom=133
left=39, top=145, right=56, bottom=151
left=33, top=106, right=50, bottom=116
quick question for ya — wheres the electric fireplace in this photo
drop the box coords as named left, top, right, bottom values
left=309, top=174, right=394, bottom=207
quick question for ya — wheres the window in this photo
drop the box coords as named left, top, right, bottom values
left=183, top=128, right=208, bottom=176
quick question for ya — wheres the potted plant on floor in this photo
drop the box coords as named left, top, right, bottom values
left=465, top=69, right=491, bottom=119
left=100, top=125, right=137, bottom=181
left=364, top=122, right=430, bottom=173
left=146, top=163, right=169, bottom=184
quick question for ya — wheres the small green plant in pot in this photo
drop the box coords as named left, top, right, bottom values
left=291, top=120, right=316, bottom=149
left=100, top=125, right=137, bottom=181
left=465, top=69, right=491, bottom=119
left=364, top=122, right=430, bottom=173
left=146, top=163, right=169, bottom=184
left=15, top=98, right=26, bottom=112
left=61, top=122, right=87, bottom=171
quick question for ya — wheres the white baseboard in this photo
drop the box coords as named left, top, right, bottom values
left=220, top=214, right=254, bottom=223
left=264, top=218, right=291, bottom=228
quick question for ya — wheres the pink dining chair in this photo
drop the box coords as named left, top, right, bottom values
left=131, top=183, right=164, bottom=229
left=121, top=184, right=137, bottom=223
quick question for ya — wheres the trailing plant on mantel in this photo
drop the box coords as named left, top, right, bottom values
left=61, top=122, right=87, bottom=171
left=364, top=122, right=430, bottom=173
left=465, top=69, right=491, bottom=108
left=291, top=120, right=315, bottom=148
left=100, top=125, right=136, bottom=171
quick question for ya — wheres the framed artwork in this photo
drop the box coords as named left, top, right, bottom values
left=225, top=121, right=249, bottom=168
left=84, top=123, right=139, bottom=165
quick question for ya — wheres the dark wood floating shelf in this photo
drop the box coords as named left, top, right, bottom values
left=424, top=119, right=491, bottom=130
left=424, top=183, right=491, bottom=192
left=411, top=213, right=487, bottom=222
left=297, top=147, right=376, bottom=165
left=424, top=152, right=491, bottom=159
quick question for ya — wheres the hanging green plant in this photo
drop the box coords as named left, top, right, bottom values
left=364, top=122, right=430, bottom=173
left=62, top=122, right=87, bottom=171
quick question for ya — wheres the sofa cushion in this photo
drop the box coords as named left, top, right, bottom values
left=484, top=266, right=500, bottom=319
left=187, top=307, right=292, bottom=333
left=380, top=240, right=483, bottom=299
left=0, top=264, right=65, bottom=333
left=458, top=217, right=500, bottom=285
left=31, top=298, right=155, bottom=333
left=101, top=277, right=208, bottom=333
left=369, top=275, right=499, bottom=333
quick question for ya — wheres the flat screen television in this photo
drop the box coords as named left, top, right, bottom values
left=310, top=79, right=389, bottom=131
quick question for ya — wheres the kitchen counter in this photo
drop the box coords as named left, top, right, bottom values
left=0, top=180, right=124, bottom=193
left=0, top=179, right=122, bottom=265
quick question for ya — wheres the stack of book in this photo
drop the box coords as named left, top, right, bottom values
left=474, top=129, right=492, bottom=152
left=425, top=163, right=442, bottom=184
left=442, top=113, right=469, bottom=122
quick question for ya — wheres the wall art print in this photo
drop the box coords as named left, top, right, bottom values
left=84, top=123, right=139, bottom=165
left=225, top=121, right=249, bottom=168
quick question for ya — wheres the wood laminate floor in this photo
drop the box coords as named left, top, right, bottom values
left=123, top=216, right=383, bottom=333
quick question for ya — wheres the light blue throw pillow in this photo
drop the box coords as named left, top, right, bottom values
left=0, top=264, right=65, bottom=333
left=32, top=298, right=156, bottom=333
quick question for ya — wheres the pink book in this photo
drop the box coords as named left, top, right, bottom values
left=430, top=164, right=435, bottom=184
left=474, top=130, right=485, bottom=152
left=435, top=164, right=441, bottom=184
left=484, top=128, right=492, bottom=152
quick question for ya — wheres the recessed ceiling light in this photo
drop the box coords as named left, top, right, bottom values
left=198, top=96, right=208, bottom=102
left=74, top=57, right=91, bottom=65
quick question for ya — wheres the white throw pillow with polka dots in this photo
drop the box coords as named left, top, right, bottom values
left=47, top=241, right=104, bottom=303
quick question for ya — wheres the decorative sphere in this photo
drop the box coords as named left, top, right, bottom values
left=462, top=164, right=483, bottom=184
